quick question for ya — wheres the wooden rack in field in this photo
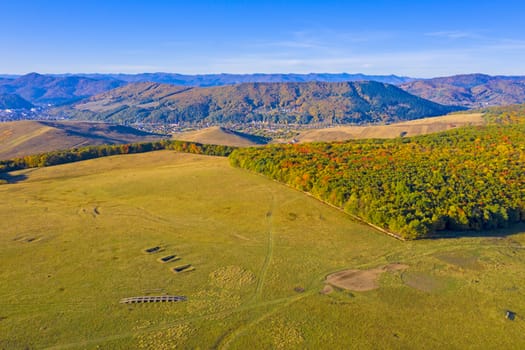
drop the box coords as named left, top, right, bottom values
left=120, top=295, right=187, bottom=304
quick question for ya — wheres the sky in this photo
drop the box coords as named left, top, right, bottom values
left=1, top=0, right=524, bottom=77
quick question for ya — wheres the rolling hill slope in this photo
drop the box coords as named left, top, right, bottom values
left=172, top=126, right=269, bottom=146
left=0, top=120, right=165, bottom=160
left=53, top=81, right=460, bottom=125
left=293, top=113, right=485, bottom=142
left=400, top=74, right=525, bottom=108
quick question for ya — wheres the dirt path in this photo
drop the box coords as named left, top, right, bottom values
left=251, top=190, right=276, bottom=302
left=42, top=291, right=314, bottom=350
left=218, top=291, right=314, bottom=350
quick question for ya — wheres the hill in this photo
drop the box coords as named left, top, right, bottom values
left=54, top=81, right=460, bottom=125
left=2, top=151, right=525, bottom=348
left=0, top=93, right=34, bottom=109
left=477, top=103, right=525, bottom=124
left=172, top=126, right=269, bottom=146
left=64, top=72, right=414, bottom=86
left=0, top=73, right=126, bottom=105
left=293, top=113, right=485, bottom=142
left=0, top=120, right=164, bottom=160
left=400, top=73, right=525, bottom=108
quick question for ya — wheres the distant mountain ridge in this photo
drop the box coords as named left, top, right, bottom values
left=0, top=73, right=126, bottom=105
left=3, top=72, right=525, bottom=114
left=400, top=73, right=525, bottom=108
left=52, top=81, right=461, bottom=125
left=66, top=72, right=414, bottom=86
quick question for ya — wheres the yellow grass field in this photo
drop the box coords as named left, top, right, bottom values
left=1, top=150, right=525, bottom=349
left=294, top=113, right=484, bottom=142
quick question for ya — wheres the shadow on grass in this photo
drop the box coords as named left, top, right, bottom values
left=0, top=172, right=28, bottom=184
left=428, top=222, right=525, bottom=240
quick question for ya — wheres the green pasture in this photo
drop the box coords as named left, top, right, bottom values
left=1, top=151, right=524, bottom=349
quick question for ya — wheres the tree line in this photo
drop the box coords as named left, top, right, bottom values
left=0, top=140, right=235, bottom=173
left=229, top=125, right=525, bottom=239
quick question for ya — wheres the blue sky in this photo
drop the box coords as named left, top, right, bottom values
left=1, top=0, right=524, bottom=77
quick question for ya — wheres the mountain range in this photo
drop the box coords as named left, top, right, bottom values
left=0, top=73, right=125, bottom=105
left=66, top=72, right=414, bottom=86
left=400, top=74, right=525, bottom=108
left=2, top=72, right=525, bottom=125
left=51, top=81, right=459, bottom=125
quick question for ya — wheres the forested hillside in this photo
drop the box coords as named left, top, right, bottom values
left=0, top=93, right=34, bottom=109
left=400, top=74, right=525, bottom=108
left=0, top=73, right=126, bottom=105
left=0, top=140, right=234, bottom=175
left=480, top=103, right=525, bottom=124
left=53, top=81, right=460, bottom=125
left=230, top=125, right=525, bottom=239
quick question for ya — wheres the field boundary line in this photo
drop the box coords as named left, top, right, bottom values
left=232, top=166, right=405, bottom=241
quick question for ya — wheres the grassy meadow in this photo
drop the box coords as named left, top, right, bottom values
left=293, top=113, right=485, bottom=143
left=1, top=150, right=525, bottom=349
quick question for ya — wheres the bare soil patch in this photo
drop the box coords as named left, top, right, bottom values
left=326, top=263, right=408, bottom=292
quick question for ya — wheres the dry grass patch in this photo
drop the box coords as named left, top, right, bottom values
left=209, top=265, right=255, bottom=290
left=294, top=113, right=485, bottom=142
left=134, top=323, right=194, bottom=349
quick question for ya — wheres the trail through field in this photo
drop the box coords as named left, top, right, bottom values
left=251, top=190, right=276, bottom=303
left=215, top=189, right=277, bottom=349
left=42, top=292, right=315, bottom=350
left=217, top=292, right=313, bottom=350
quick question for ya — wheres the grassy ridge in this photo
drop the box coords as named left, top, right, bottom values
left=292, top=112, right=485, bottom=142
left=0, top=120, right=165, bottom=160
left=0, top=139, right=235, bottom=174
left=230, top=125, right=525, bottom=239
